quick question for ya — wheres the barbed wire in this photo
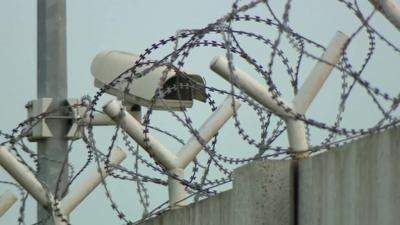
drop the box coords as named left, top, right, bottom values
left=1, top=0, right=400, bottom=224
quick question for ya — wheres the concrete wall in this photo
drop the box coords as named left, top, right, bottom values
left=298, top=127, right=400, bottom=225
left=140, top=160, right=294, bottom=225
left=139, top=127, right=400, bottom=225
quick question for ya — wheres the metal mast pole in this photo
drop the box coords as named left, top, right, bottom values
left=37, top=0, right=69, bottom=224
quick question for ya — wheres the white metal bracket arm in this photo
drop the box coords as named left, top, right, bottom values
left=103, top=96, right=241, bottom=206
left=0, top=190, right=17, bottom=217
left=369, top=0, right=400, bottom=30
left=210, top=31, right=349, bottom=159
left=0, top=145, right=127, bottom=224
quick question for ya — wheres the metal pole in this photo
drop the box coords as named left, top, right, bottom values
left=103, top=99, right=178, bottom=170
left=83, top=113, right=115, bottom=126
left=289, top=31, right=348, bottom=157
left=60, top=147, right=126, bottom=216
left=210, top=31, right=348, bottom=158
left=292, top=31, right=349, bottom=114
left=171, top=96, right=240, bottom=206
left=369, top=0, right=400, bottom=30
left=103, top=97, right=240, bottom=207
left=176, top=96, right=241, bottom=168
left=210, top=56, right=307, bottom=156
left=37, top=1, right=68, bottom=224
left=167, top=168, right=186, bottom=207
left=0, top=146, right=50, bottom=207
left=210, top=56, right=290, bottom=117
left=0, top=190, right=17, bottom=217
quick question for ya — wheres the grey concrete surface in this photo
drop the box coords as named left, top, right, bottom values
left=139, top=160, right=294, bottom=225
left=139, top=127, right=400, bottom=225
left=298, top=127, right=400, bottom=225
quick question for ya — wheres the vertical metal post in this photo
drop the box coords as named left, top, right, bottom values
left=37, top=1, right=68, bottom=224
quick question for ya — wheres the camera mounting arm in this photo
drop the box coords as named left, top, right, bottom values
left=103, top=96, right=241, bottom=207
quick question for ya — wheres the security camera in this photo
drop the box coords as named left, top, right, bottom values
left=91, top=50, right=206, bottom=111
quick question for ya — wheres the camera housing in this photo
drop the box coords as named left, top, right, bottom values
left=91, top=50, right=206, bottom=110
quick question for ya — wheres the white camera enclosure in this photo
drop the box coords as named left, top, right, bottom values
left=91, top=50, right=206, bottom=110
